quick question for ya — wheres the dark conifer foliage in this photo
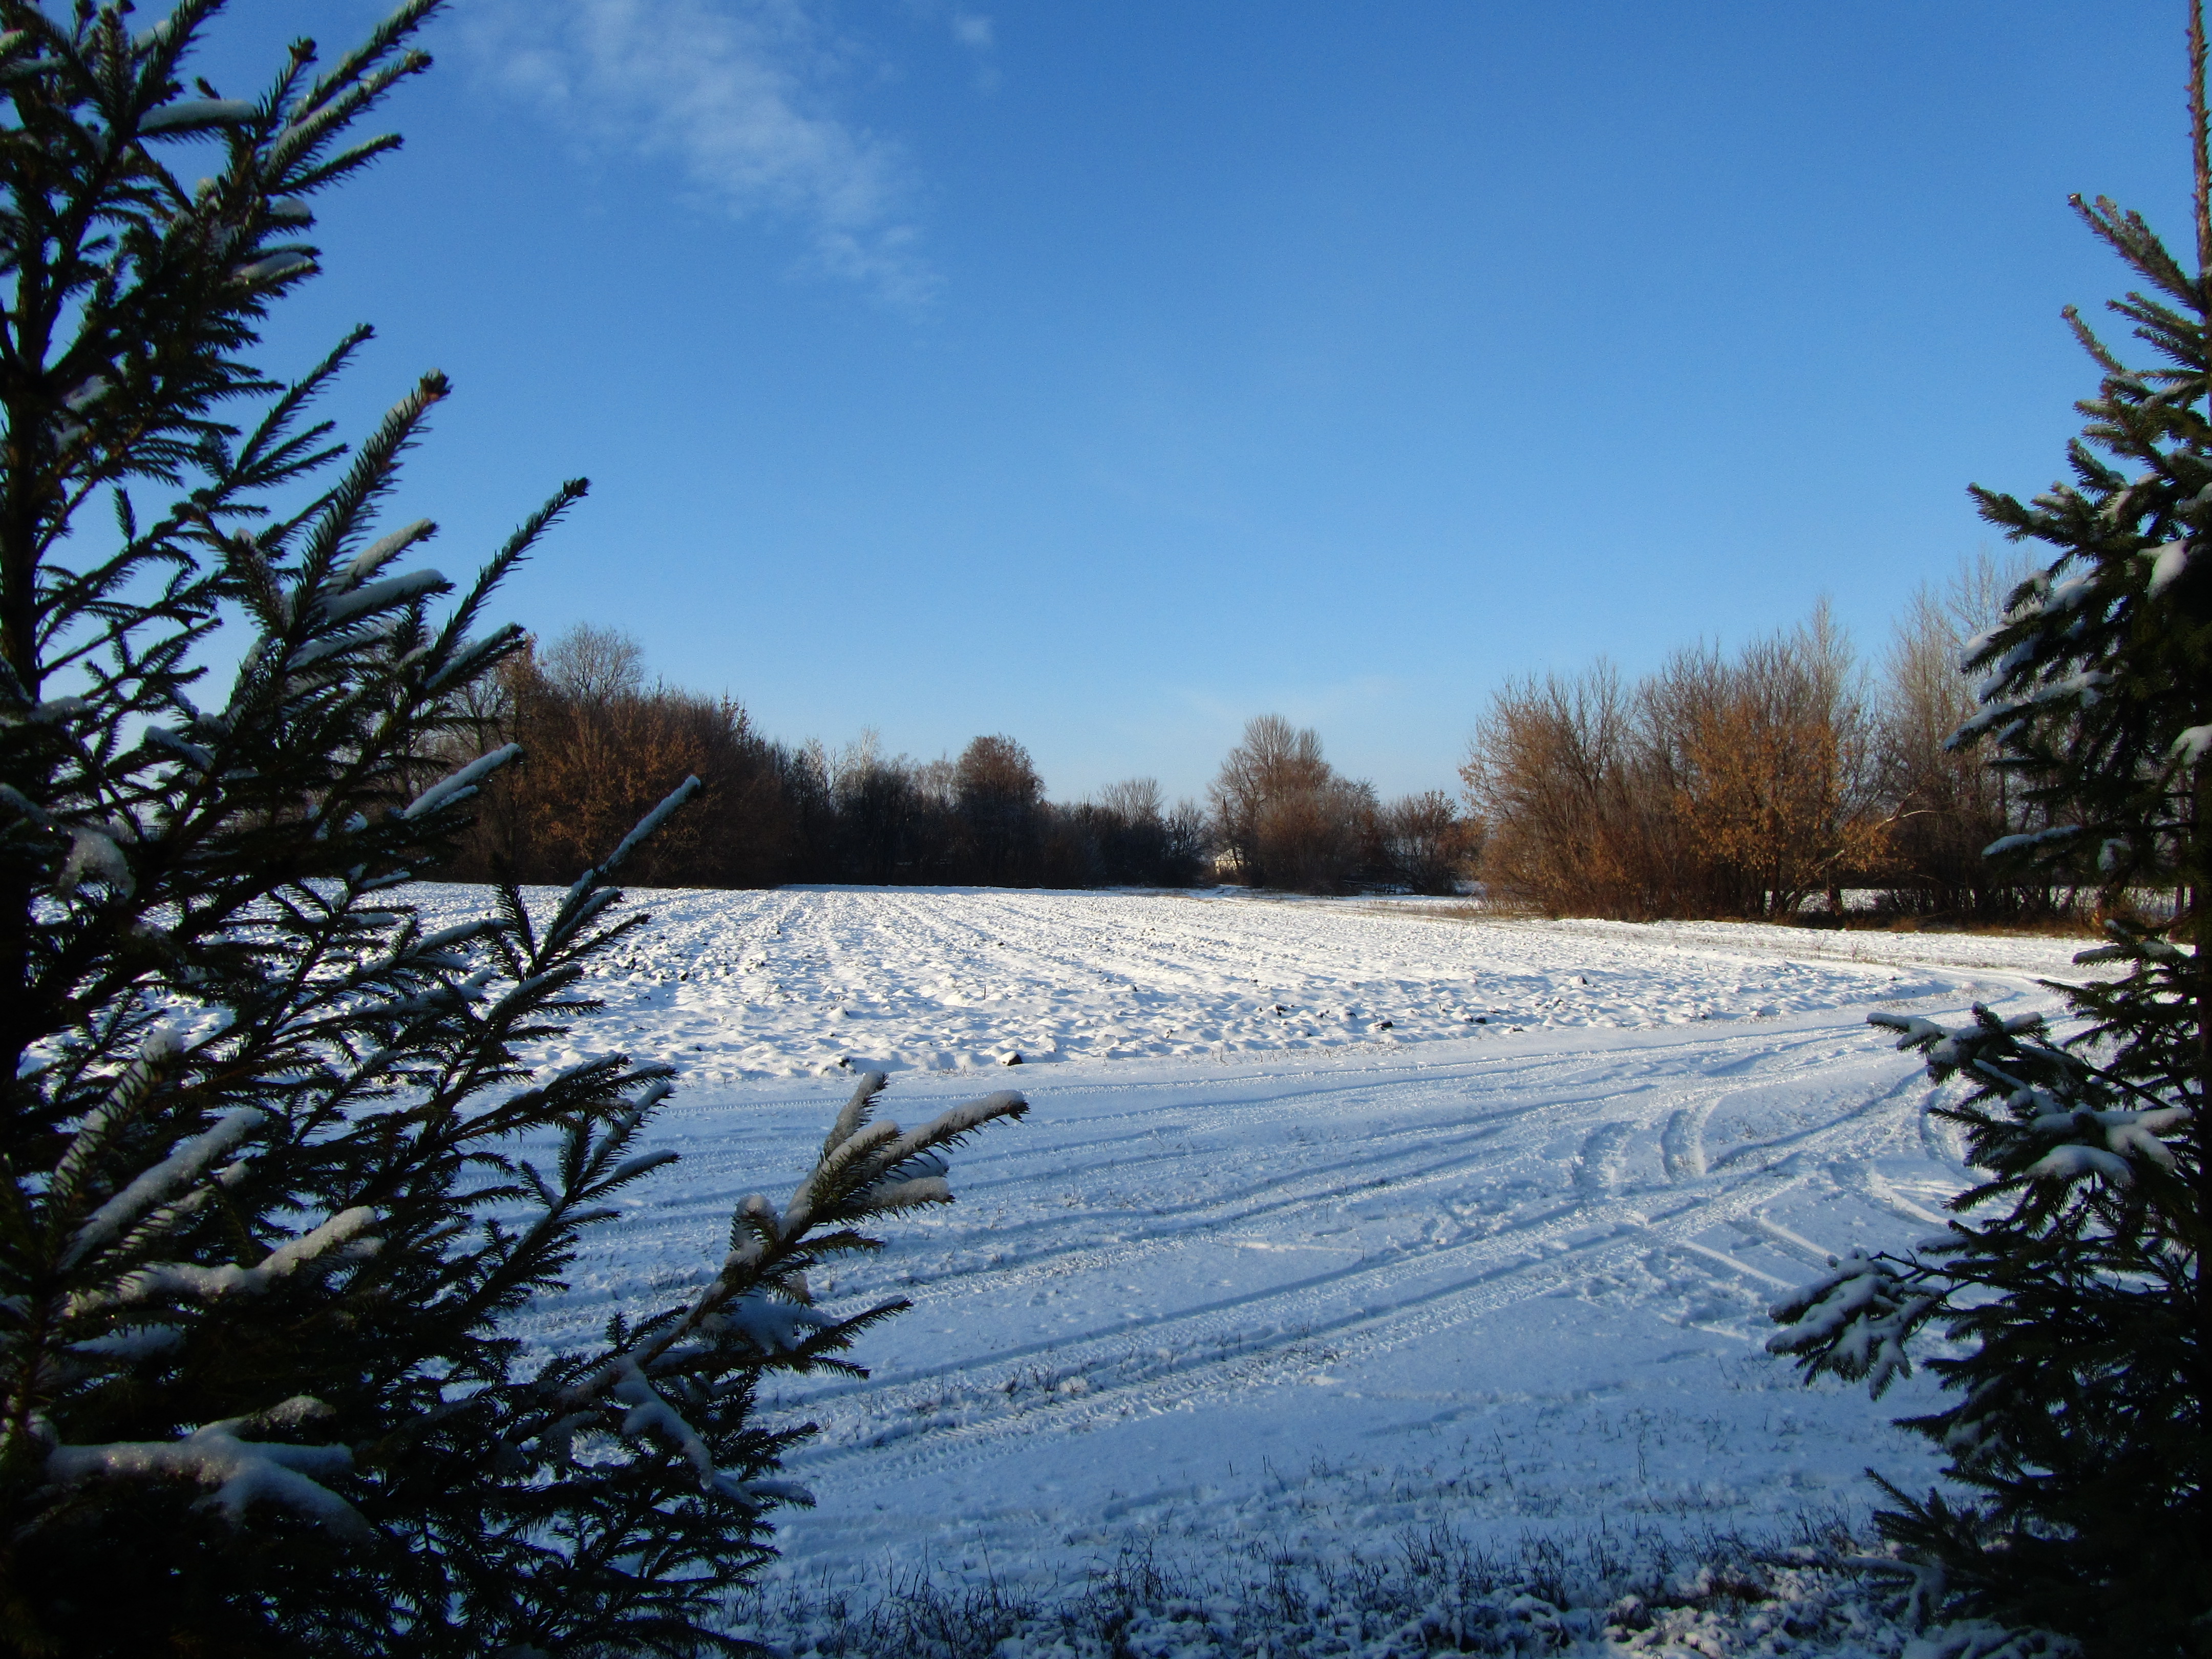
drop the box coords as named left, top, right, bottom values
left=0, top=6, right=1026, bottom=1654
left=1768, top=10, right=2212, bottom=1650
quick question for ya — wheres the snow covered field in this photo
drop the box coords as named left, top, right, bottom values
left=408, top=885, right=2090, bottom=1651
left=408, top=883, right=2085, bottom=1085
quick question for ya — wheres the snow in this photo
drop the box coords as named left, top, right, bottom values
left=58, top=824, right=132, bottom=897
left=2149, top=537, right=2193, bottom=596
left=311, top=567, right=445, bottom=628
left=47, top=1407, right=369, bottom=1542
left=107, top=1206, right=379, bottom=1305
left=402, top=743, right=521, bottom=819
left=340, top=519, right=435, bottom=585
left=136, top=98, right=258, bottom=134
left=402, top=884, right=2089, bottom=1646
left=63, top=1105, right=265, bottom=1267
left=401, top=885, right=2086, bottom=1087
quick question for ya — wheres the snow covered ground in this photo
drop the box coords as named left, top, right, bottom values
left=408, top=883, right=2086, bottom=1085
left=407, top=885, right=2091, bottom=1652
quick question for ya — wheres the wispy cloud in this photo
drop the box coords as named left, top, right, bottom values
left=903, top=0, right=999, bottom=91
left=462, top=0, right=939, bottom=307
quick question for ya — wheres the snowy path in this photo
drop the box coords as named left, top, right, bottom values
left=407, top=886, right=2083, bottom=1601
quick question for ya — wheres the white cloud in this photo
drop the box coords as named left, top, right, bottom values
left=901, top=0, right=998, bottom=89
left=462, top=0, right=939, bottom=307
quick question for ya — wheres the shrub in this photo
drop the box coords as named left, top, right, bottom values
left=1464, top=610, right=1892, bottom=920
left=1378, top=790, right=1480, bottom=895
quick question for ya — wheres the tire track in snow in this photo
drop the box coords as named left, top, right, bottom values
left=765, top=1043, right=1938, bottom=1493
left=433, top=885, right=2087, bottom=1562
left=780, top=1149, right=1845, bottom=1493
left=516, top=1014, right=1985, bottom=1372
left=523, top=1027, right=1889, bottom=1339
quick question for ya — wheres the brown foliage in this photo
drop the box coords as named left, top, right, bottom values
left=1464, top=606, right=1893, bottom=919
left=446, top=627, right=792, bottom=887
left=1462, top=663, right=1695, bottom=918
left=1209, top=715, right=1374, bottom=892
left=1659, top=606, right=1889, bottom=918
left=953, top=734, right=1045, bottom=883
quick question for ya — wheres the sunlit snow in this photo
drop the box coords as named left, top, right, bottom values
left=405, top=884, right=2083, bottom=1609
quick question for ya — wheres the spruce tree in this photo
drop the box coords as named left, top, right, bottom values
left=1768, top=8, right=2211, bottom=1652
left=0, top=4, right=1026, bottom=1653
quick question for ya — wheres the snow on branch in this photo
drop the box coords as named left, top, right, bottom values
left=2147, top=536, right=2194, bottom=595
left=727, top=1293, right=837, bottom=1353
left=1870, top=1006, right=2191, bottom=1183
left=1982, top=824, right=2082, bottom=859
left=143, top=726, right=214, bottom=771
left=136, top=98, right=258, bottom=134
left=0, top=782, right=53, bottom=827
left=2022, top=1103, right=2190, bottom=1174
left=402, top=744, right=521, bottom=820
left=1767, top=1248, right=1939, bottom=1397
left=70, top=1326, right=185, bottom=1364
left=312, top=567, right=445, bottom=628
left=783, top=1082, right=1028, bottom=1236
left=62, top=1107, right=267, bottom=1268
left=336, top=519, right=434, bottom=588
left=47, top=1401, right=370, bottom=1542
left=595, top=776, right=702, bottom=879
left=109, top=1208, right=379, bottom=1306
left=602, top=1354, right=809, bottom=1512
left=425, top=622, right=524, bottom=692
left=52, top=1027, right=184, bottom=1198
left=821, top=1069, right=889, bottom=1161
left=1870, top=1007, right=2040, bottom=1076
left=57, top=824, right=134, bottom=897
left=852, top=1172, right=953, bottom=1213
left=859, top=1091, right=1030, bottom=1183
left=2024, top=1144, right=2136, bottom=1184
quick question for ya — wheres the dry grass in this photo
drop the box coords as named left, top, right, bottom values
left=1358, top=898, right=2107, bottom=941
left=1829, top=913, right=2107, bottom=940
left=728, top=1511, right=1890, bottom=1658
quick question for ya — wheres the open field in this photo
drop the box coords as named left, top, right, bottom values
left=408, top=883, right=2088, bottom=1084
left=406, top=884, right=2092, bottom=1652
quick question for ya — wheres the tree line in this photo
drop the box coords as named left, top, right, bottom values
left=448, top=565, right=2045, bottom=923
left=439, top=629, right=1484, bottom=894
left=441, top=625, right=1208, bottom=888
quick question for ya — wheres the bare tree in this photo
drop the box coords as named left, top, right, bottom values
left=1380, top=790, right=1480, bottom=895
left=539, top=622, right=645, bottom=709
left=1665, top=603, right=1889, bottom=918
left=1877, top=552, right=2035, bottom=916
left=1096, top=776, right=1165, bottom=824
left=1209, top=715, right=1371, bottom=891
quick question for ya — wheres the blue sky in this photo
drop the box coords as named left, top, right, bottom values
left=203, top=1, right=2177, bottom=802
